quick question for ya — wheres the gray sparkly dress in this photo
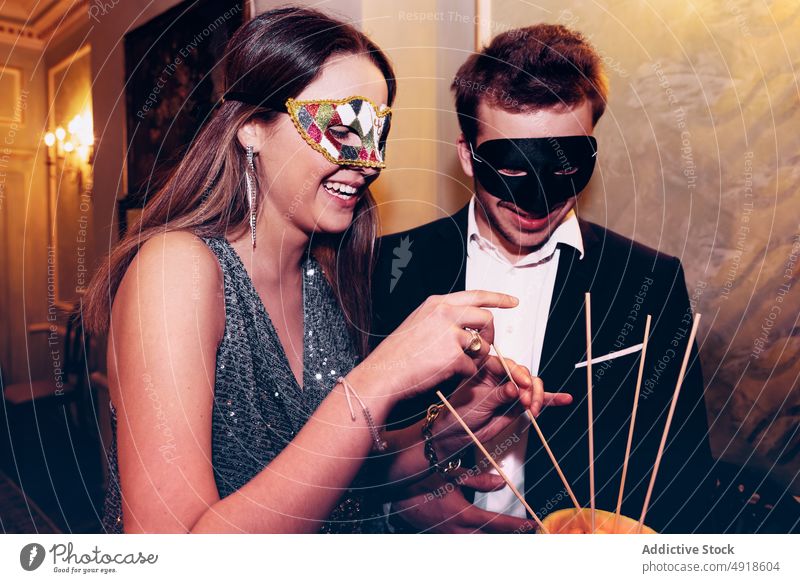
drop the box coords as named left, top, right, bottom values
left=100, top=236, right=387, bottom=533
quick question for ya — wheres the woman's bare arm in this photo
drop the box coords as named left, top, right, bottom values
left=110, top=232, right=393, bottom=533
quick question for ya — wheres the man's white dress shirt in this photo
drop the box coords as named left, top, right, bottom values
left=465, top=197, right=584, bottom=518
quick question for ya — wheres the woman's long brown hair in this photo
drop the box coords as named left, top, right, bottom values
left=83, top=7, right=396, bottom=357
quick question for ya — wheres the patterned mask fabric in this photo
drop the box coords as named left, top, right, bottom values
left=470, top=135, right=598, bottom=216
left=285, top=96, right=392, bottom=168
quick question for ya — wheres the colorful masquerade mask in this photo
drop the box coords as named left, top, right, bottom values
left=470, top=136, right=598, bottom=216
left=285, top=96, right=392, bottom=168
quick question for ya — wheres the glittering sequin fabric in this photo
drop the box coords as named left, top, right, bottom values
left=100, top=236, right=387, bottom=533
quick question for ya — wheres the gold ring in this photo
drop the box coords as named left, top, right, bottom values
left=464, top=328, right=482, bottom=356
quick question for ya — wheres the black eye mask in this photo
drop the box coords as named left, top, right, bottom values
left=470, top=136, right=598, bottom=216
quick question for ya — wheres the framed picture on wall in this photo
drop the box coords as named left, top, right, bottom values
left=0, top=67, right=24, bottom=126
left=119, top=0, right=246, bottom=235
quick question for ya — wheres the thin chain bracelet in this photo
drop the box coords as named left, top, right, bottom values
left=337, top=376, right=388, bottom=452
left=422, top=403, right=462, bottom=475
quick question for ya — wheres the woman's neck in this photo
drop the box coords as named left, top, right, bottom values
left=231, top=204, right=309, bottom=286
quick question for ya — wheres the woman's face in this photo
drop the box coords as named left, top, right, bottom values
left=253, top=54, right=389, bottom=237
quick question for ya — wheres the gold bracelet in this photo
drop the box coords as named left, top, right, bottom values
left=422, top=403, right=462, bottom=475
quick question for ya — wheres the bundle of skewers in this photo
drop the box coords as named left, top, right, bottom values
left=438, top=293, right=702, bottom=534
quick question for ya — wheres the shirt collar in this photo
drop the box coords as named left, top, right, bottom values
left=467, top=196, right=585, bottom=267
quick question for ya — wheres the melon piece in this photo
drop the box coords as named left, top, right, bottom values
left=538, top=508, right=656, bottom=534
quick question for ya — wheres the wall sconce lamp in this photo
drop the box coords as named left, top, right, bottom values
left=44, top=112, right=94, bottom=166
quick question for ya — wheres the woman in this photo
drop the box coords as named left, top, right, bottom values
left=84, top=7, right=569, bottom=534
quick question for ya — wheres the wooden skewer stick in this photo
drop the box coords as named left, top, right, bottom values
left=491, top=343, right=583, bottom=512
left=614, top=314, right=652, bottom=533
left=435, top=390, right=549, bottom=534
left=585, top=292, right=595, bottom=533
left=637, top=313, right=702, bottom=533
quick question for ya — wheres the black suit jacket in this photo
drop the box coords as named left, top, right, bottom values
left=370, top=204, right=717, bottom=533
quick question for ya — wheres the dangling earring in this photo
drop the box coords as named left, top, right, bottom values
left=245, top=144, right=257, bottom=248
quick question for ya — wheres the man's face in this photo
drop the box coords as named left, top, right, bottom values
left=457, top=100, right=595, bottom=252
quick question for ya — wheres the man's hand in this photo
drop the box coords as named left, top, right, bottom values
left=389, top=473, right=538, bottom=534
left=433, top=356, right=573, bottom=461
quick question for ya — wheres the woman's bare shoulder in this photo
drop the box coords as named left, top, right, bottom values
left=112, top=231, right=225, bottom=338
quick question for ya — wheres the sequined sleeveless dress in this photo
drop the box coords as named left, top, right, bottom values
left=100, top=236, right=387, bottom=533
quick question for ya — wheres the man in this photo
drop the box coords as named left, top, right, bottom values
left=371, top=24, right=717, bottom=533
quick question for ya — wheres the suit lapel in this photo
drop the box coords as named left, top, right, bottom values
left=426, top=204, right=469, bottom=294
left=539, top=220, right=599, bottom=381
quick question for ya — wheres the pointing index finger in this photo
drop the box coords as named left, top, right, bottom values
left=445, top=290, right=519, bottom=308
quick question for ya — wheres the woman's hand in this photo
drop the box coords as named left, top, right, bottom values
left=429, top=355, right=573, bottom=465
left=356, top=291, right=519, bottom=403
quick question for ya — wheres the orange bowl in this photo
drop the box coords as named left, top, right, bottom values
left=537, top=508, right=657, bottom=534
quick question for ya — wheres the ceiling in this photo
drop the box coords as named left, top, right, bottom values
left=0, top=0, right=62, bottom=25
left=0, top=0, right=87, bottom=49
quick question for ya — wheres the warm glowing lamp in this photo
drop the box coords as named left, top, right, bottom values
left=76, top=114, right=93, bottom=146
left=67, top=115, right=79, bottom=134
left=45, top=109, right=94, bottom=166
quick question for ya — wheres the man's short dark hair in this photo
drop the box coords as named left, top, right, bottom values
left=452, top=24, right=609, bottom=144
